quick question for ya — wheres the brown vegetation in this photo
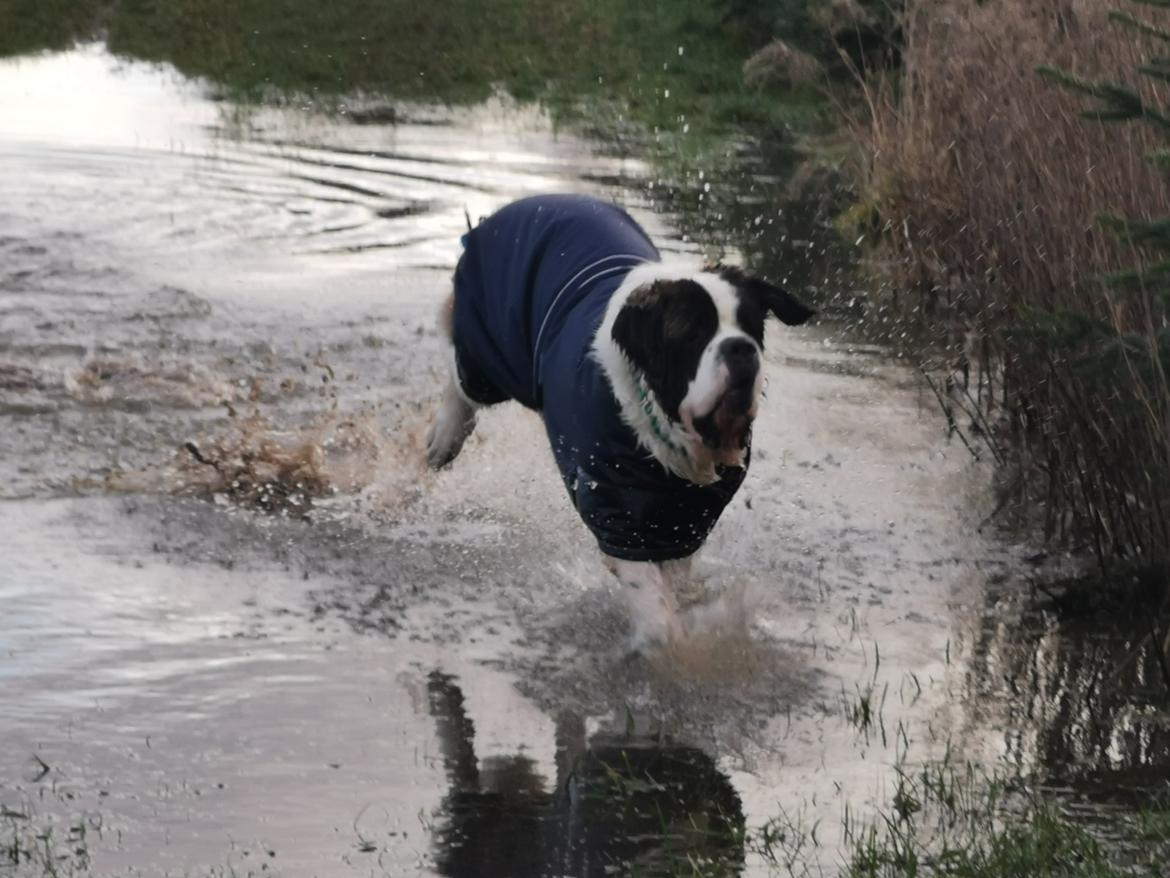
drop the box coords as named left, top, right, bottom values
left=743, top=39, right=825, bottom=89
left=852, top=0, right=1170, bottom=570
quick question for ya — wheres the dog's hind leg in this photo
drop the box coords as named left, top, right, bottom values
left=426, top=290, right=479, bottom=469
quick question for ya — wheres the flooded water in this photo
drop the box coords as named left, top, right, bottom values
left=1, top=43, right=1142, bottom=878
left=962, top=571, right=1170, bottom=798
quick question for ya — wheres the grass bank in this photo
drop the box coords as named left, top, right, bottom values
left=0, top=0, right=845, bottom=142
left=850, top=0, right=1170, bottom=578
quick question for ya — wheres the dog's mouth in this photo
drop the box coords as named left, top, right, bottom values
left=691, top=386, right=754, bottom=465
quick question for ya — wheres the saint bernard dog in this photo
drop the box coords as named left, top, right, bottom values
left=425, top=194, right=814, bottom=645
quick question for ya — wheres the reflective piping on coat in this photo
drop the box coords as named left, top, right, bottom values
left=529, top=253, right=650, bottom=400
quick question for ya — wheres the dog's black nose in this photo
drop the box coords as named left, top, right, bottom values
left=719, top=337, right=759, bottom=383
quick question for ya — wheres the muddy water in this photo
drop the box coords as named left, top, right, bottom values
left=1, top=46, right=1028, bottom=876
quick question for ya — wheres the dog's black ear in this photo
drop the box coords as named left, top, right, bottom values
left=717, top=264, right=816, bottom=327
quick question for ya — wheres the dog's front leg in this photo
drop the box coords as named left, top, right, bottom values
left=426, top=369, right=478, bottom=469
left=605, top=557, right=683, bottom=648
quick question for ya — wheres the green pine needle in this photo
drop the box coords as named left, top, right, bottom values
left=1109, top=9, right=1170, bottom=41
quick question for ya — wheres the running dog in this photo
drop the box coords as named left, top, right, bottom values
left=426, top=194, right=813, bottom=644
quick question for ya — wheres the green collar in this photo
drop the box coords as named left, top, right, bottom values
left=633, top=372, right=688, bottom=457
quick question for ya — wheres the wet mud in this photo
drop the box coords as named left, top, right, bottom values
left=3, top=43, right=1158, bottom=878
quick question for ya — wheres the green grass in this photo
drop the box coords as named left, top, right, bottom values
left=844, top=804, right=1127, bottom=878
left=748, top=759, right=1170, bottom=878
left=1135, top=794, right=1170, bottom=853
left=0, top=0, right=104, bottom=57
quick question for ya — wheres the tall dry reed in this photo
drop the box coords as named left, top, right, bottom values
left=852, top=0, right=1170, bottom=570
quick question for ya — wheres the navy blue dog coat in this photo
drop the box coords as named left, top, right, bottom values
left=452, top=194, right=746, bottom=562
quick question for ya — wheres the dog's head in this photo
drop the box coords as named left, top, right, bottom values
left=608, top=263, right=814, bottom=470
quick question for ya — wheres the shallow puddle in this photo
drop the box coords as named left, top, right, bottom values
left=0, top=44, right=1110, bottom=877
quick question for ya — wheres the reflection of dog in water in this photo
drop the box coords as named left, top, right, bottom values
left=426, top=671, right=745, bottom=877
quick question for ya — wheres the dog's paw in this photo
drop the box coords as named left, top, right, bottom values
left=425, top=406, right=475, bottom=470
